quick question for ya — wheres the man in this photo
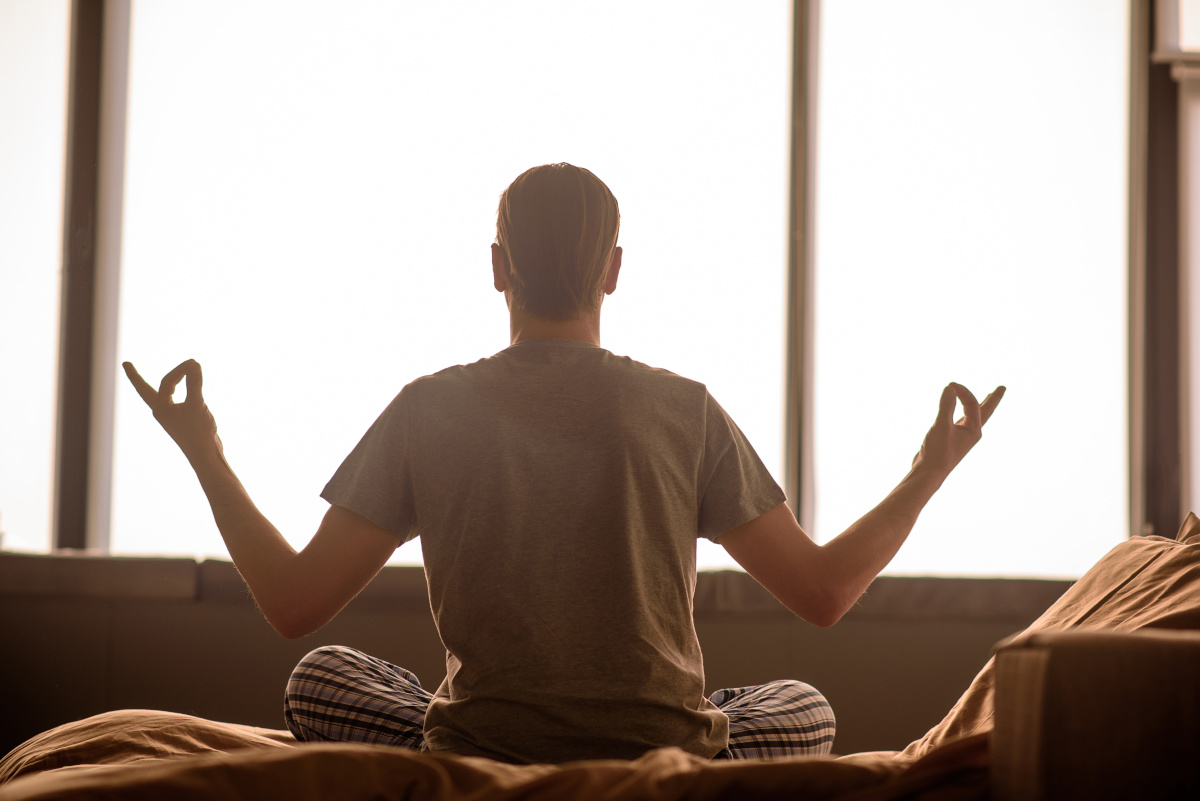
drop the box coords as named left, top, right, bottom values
left=125, top=163, right=1002, bottom=765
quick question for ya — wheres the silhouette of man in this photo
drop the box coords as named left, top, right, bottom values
left=126, top=162, right=1002, bottom=764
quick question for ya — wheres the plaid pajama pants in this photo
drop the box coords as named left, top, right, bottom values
left=284, top=645, right=836, bottom=760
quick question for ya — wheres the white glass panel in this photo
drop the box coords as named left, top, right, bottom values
left=814, top=0, right=1129, bottom=577
left=1180, top=0, right=1200, bottom=51
left=0, top=0, right=69, bottom=553
left=112, top=1, right=790, bottom=566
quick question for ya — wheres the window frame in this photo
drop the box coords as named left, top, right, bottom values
left=53, top=0, right=130, bottom=551
left=53, top=0, right=1165, bottom=558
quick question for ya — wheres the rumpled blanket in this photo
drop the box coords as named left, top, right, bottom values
left=5, top=514, right=1199, bottom=801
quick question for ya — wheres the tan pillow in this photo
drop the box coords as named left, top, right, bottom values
left=0, top=709, right=293, bottom=785
left=990, top=628, right=1200, bottom=800
left=898, top=514, right=1200, bottom=761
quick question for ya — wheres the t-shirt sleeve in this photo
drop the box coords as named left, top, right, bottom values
left=696, top=391, right=787, bottom=542
left=321, top=389, right=418, bottom=543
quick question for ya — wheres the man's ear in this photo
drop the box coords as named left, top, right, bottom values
left=603, top=246, right=623, bottom=296
left=491, top=244, right=509, bottom=293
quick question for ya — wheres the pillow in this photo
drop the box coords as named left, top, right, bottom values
left=990, top=629, right=1200, bottom=800
left=0, top=709, right=294, bottom=785
left=898, top=513, right=1200, bottom=761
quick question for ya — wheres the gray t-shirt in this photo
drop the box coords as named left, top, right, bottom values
left=322, top=338, right=785, bottom=764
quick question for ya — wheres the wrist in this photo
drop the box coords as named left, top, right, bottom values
left=185, top=438, right=231, bottom=478
left=903, top=461, right=948, bottom=503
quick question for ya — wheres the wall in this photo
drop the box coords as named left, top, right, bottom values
left=0, top=552, right=1069, bottom=757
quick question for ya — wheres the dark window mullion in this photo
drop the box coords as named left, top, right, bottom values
left=1142, top=0, right=1183, bottom=539
left=785, top=0, right=818, bottom=534
left=54, top=0, right=106, bottom=551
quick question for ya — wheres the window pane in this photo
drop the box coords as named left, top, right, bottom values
left=814, top=0, right=1129, bottom=576
left=111, top=1, right=790, bottom=567
left=0, top=0, right=69, bottom=553
left=1181, top=0, right=1200, bottom=50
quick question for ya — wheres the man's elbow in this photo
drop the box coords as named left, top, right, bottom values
left=806, top=611, right=839, bottom=629
left=804, top=603, right=844, bottom=629
left=793, top=588, right=855, bottom=628
left=271, top=620, right=314, bottom=640
left=262, top=602, right=326, bottom=640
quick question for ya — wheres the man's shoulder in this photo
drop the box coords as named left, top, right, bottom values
left=396, top=351, right=502, bottom=393
left=398, top=342, right=711, bottom=406
left=604, top=352, right=716, bottom=402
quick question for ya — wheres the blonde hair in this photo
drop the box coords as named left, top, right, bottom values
left=495, top=163, right=620, bottom=320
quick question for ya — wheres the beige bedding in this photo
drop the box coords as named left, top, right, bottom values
left=900, top=513, right=1200, bottom=761
left=0, top=710, right=990, bottom=801
left=2, top=516, right=1197, bottom=801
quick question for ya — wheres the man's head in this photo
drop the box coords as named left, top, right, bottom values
left=493, top=163, right=621, bottom=321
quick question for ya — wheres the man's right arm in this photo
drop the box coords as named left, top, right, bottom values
left=719, top=382, right=1003, bottom=628
left=123, top=360, right=400, bottom=639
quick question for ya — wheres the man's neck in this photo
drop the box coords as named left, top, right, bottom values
left=508, top=308, right=602, bottom=346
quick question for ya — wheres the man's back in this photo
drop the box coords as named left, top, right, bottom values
left=123, top=163, right=992, bottom=766
left=322, top=337, right=784, bottom=763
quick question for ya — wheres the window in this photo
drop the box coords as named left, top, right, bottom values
left=813, top=0, right=1130, bottom=576
left=110, top=1, right=790, bottom=566
left=0, top=0, right=69, bottom=553
left=11, top=2, right=1140, bottom=578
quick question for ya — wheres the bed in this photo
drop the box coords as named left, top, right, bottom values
left=3, top=517, right=1198, bottom=801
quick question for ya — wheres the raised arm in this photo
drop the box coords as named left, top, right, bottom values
left=123, top=360, right=398, bottom=638
left=720, top=383, right=1004, bottom=627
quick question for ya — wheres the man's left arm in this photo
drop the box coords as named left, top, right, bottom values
left=124, top=360, right=398, bottom=638
left=720, top=382, right=1003, bottom=627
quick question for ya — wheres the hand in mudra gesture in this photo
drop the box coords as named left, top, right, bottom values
left=123, top=359, right=224, bottom=464
left=912, top=383, right=1005, bottom=480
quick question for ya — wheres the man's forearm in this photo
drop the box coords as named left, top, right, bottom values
left=718, top=465, right=949, bottom=628
left=185, top=447, right=401, bottom=639
left=186, top=447, right=301, bottom=626
left=818, top=465, right=946, bottom=606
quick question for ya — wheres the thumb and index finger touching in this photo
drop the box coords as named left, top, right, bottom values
left=938, top=382, right=1006, bottom=431
left=123, top=359, right=204, bottom=411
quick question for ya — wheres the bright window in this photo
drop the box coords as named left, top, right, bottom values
left=110, top=1, right=790, bottom=566
left=813, top=0, right=1129, bottom=576
left=0, top=0, right=69, bottom=553
left=12, top=2, right=1134, bottom=578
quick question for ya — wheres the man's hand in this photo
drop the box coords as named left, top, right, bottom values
left=123, top=359, right=224, bottom=465
left=912, top=382, right=1005, bottom=481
